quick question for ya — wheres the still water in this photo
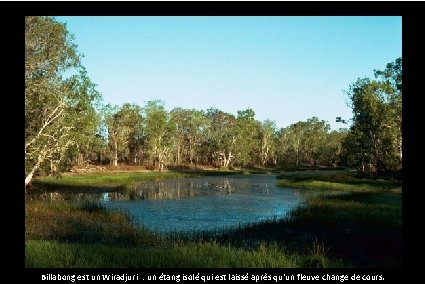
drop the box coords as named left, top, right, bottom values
left=104, top=174, right=304, bottom=234
left=32, top=175, right=307, bottom=234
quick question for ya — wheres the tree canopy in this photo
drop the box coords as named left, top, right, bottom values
left=25, top=16, right=101, bottom=187
left=341, top=57, right=402, bottom=176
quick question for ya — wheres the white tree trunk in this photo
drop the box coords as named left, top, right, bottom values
left=177, top=144, right=180, bottom=165
left=222, top=150, right=233, bottom=167
left=113, top=141, right=118, bottom=166
left=25, top=154, right=43, bottom=190
left=224, top=157, right=229, bottom=167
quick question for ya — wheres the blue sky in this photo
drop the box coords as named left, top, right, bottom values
left=56, top=16, right=401, bottom=130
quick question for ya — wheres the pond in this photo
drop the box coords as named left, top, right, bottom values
left=29, top=174, right=307, bottom=234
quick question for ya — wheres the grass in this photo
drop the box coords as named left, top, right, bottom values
left=26, top=240, right=342, bottom=268
left=25, top=201, right=164, bottom=247
left=270, top=170, right=401, bottom=267
left=25, top=169, right=401, bottom=268
left=277, top=170, right=401, bottom=192
left=207, top=192, right=401, bottom=267
left=25, top=200, right=342, bottom=268
left=31, top=171, right=196, bottom=192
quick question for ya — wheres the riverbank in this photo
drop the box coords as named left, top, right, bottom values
left=25, top=169, right=401, bottom=267
left=30, top=168, right=242, bottom=193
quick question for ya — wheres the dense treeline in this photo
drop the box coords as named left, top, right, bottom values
left=96, top=102, right=347, bottom=171
left=25, top=16, right=402, bottom=187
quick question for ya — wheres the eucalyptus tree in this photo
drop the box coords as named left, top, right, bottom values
left=170, top=108, right=208, bottom=165
left=186, top=110, right=209, bottom=165
left=319, top=129, right=347, bottom=167
left=143, top=101, right=175, bottom=171
left=25, top=16, right=101, bottom=187
left=276, top=118, right=347, bottom=168
left=234, top=108, right=257, bottom=167
left=301, top=117, right=329, bottom=166
left=286, top=121, right=308, bottom=166
left=170, top=108, right=186, bottom=165
left=256, top=120, right=277, bottom=167
left=342, top=58, right=402, bottom=175
left=341, top=127, right=371, bottom=172
left=204, top=108, right=237, bottom=167
left=275, top=127, right=291, bottom=167
left=104, top=103, right=144, bottom=166
left=103, top=105, right=120, bottom=166
left=121, top=104, right=144, bottom=164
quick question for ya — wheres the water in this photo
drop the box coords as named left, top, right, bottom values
left=29, top=174, right=306, bottom=234
left=104, top=174, right=304, bottom=234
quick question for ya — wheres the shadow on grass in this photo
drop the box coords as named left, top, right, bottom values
left=201, top=192, right=402, bottom=268
left=25, top=201, right=164, bottom=248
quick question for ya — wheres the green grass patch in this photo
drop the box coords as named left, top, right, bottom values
left=277, top=170, right=401, bottom=192
left=278, top=180, right=389, bottom=192
left=25, top=240, right=343, bottom=268
left=32, top=171, right=196, bottom=191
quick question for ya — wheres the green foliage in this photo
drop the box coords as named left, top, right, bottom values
left=143, top=100, right=176, bottom=170
left=203, top=108, right=237, bottom=167
left=342, top=58, right=402, bottom=176
left=25, top=16, right=101, bottom=185
left=170, top=108, right=209, bottom=165
left=276, top=118, right=346, bottom=168
left=255, top=120, right=277, bottom=167
left=235, top=108, right=257, bottom=166
left=103, top=103, right=144, bottom=166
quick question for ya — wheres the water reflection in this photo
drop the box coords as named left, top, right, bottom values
left=26, top=175, right=342, bottom=234
left=109, top=174, right=306, bottom=234
left=27, top=176, right=259, bottom=202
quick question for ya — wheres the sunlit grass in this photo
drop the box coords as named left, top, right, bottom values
left=32, top=171, right=196, bottom=191
left=277, top=170, right=401, bottom=192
